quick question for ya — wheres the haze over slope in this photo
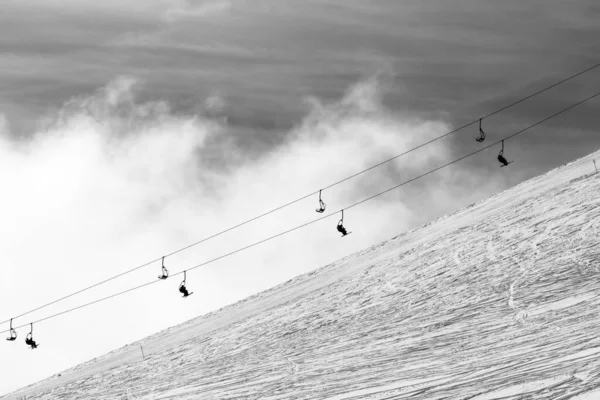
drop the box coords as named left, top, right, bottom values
left=4, top=150, right=600, bottom=399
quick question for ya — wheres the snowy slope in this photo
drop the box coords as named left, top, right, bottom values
left=3, top=150, right=600, bottom=400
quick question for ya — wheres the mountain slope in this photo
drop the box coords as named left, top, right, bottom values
left=4, top=150, right=600, bottom=400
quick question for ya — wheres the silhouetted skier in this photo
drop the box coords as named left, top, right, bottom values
left=498, top=152, right=509, bottom=166
left=497, top=140, right=512, bottom=167
left=179, top=284, right=191, bottom=297
left=179, top=272, right=193, bottom=298
left=25, top=336, right=38, bottom=349
left=25, top=323, right=38, bottom=349
left=336, top=210, right=351, bottom=237
left=337, top=220, right=349, bottom=236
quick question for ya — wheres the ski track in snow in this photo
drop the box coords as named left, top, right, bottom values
left=3, top=153, right=600, bottom=399
left=285, top=357, right=299, bottom=376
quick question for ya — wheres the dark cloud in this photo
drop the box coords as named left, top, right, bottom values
left=1, top=3, right=598, bottom=394
left=0, top=0, right=598, bottom=167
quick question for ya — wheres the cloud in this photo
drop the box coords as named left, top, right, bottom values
left=204, top=92, right=227, bottom=114
left=0, top=114, right=9, bottom=135
left=0, top=74, right=501, bottom=396
left=105, top=1, right=233, bottom=48
left=106, top=30, right=165, bottom=47
left=164, top=0, right=232, bottom=23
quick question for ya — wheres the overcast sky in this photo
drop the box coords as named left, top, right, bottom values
left=1, top=0, right=599, bottom=395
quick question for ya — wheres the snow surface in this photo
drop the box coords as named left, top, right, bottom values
left=3, top=150, right=600, bottom=399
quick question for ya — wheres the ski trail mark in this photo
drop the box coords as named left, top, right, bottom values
left=286, top=357, right=299, bottom=376
left=486, top=239, right=497, bottom=262
left=453, top=250, right=462, bottom=267
left=579, top=215, right=600, bottom=241
left=384, top=281, right=397, bottom=294
left=508, top=279, right=529, bottom=325
left=511, top=257, right=527, bottom=274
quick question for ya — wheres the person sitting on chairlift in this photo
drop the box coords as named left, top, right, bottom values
left=179, top=271, right=192, bottom=297
left=25, top=335, right=38, bottom=349
left=498, top=150, right=509, bottom=166
left=179, top=284, right=191, bottom=297
left=497, top=140, right=512, bottom=167
left=337, top=220, right=349, bottom=236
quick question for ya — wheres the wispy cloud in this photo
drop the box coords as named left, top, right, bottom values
left=106, top=30, right=165, bottom=47
left=0, top=74, right=500, bottom=394
left=163, top=0, right=232, bottom=23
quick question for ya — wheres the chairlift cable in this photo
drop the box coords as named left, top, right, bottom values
left=2, top=63, right=599, bottom=327
left=1, top=89, right=596, bottom=336
left=3, top=63, right=597, bottom=327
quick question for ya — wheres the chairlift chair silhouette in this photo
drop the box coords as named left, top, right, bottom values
left=476, top=119, right=486, bottom=142
left=315, top=190, right=326, bottom=213
left=179, top=271, right=193, bottom=298
left=6, top=318, right=17, bottom=341
left=25, top=323, right=38, bottom=349
left=497, top=140, right=513, bottom=167
left=158, top=257, right=169, bottom=280
left=336, top=210, right=351, bottom=237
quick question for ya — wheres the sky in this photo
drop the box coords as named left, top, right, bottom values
left=0, top=0, right=599, bottom=395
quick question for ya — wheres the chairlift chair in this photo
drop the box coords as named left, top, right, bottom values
left=497, top=140, right=513, bottom=167
left=476, top=119, right=486, bottom=142
left=336, top=210, right=351, bottom=237
left=158, top=257, right=169, bottom=280
left=179, top=271, right=193, bottom=298
left=5, top=318, right=17, bottom=341
left=315, top=190, right=326, bottom=213
left=25, top=323, right=38, bottom=349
